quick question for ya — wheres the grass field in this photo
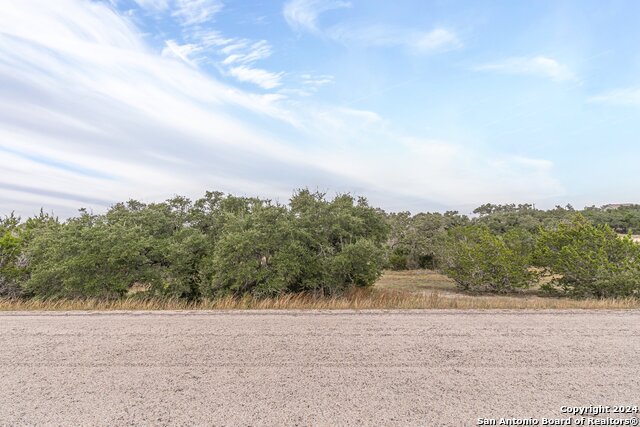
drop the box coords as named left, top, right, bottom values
left=1, top=270, right=639, bottom=310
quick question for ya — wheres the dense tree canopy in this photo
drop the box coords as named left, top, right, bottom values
left=437, top=225, right=537, bottom=293
left=2, top=190, right=388, bottom=299
left=533, top=215, right=640, bottom=298
left=1, top=192, right=639, bottom=300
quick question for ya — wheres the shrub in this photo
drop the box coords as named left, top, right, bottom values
left=205, top=191, right=388, bottom=297
left=0, top=214, right=26, bottom=297
left=388, top=248, right=409, bottom=270
left=328, top=239, right=385, bottom=289
left=438, top=225, right=537, bottom=293
left=386, top=210, right=469, bottom=270
left=533, top=214, right=640, bottom=298
left=25, top=213, right=156, bottom=298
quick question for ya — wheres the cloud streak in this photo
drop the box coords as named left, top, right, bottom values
left=0, top=0, right=563, bottom=217
left=283, top=0, right=461, bottom=53
left=589, top=88, right=640, bottom=106
left=283, top=0, right=351, bottom=33
left=475, top=56, right=576, bottom=82
left=328, top=25, right=461, bottom=53
left=227, top=66, right=284, bottom=89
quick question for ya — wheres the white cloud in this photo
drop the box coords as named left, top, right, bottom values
left=227, top=66, right=284, bottom=89
left=192, top=30, right=234, bottom=48
left=283, top=0, right=351, bottom=33
left=413, top=28, right=461, bottom=53
left=475, top=56, right=576, bottom=82
left=222, top=40, right=272, bottom=65
left=283, top=0, right=460, bottom=53
left=134, top=2, right=280, bottom=90
left=297, top=74, right=334, bottom=94
left=133, top=0, right=169, bottom=12
left=133, top=0, right=222, bottom=25
left=509, top=155, right=554, bottom=171
left=0, top=0, right=305, bottom=215
left=0, top=0, right=563, bottom=217
left=588, top=88, right=640, bottom=106
left=172, top=0, right=223, bottom=25
left=328, top=25, right=461, bottom=53
left=161, top=40, right=201, bottom=66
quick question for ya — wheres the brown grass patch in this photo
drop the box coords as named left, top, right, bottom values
left=375, top=269, right=457, bottom=294
left=1, top=289, right=639, bottom=311
left=2, top=270, right=638, bottom=311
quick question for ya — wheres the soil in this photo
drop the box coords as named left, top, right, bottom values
left=1, top=310, right=639, bottom=426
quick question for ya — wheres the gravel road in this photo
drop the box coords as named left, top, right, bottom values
left=1, top=310, right=639, bottom=426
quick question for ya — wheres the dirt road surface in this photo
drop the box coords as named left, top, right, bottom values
left=1, top=310, right=639, bottom=426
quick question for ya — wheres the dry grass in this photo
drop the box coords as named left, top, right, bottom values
left=2, top=270, right=638, bottom=311
left=1, top=288, right=639, bottom=311
left=377, top=269, right=557, bottom=296
left=375, top=269, right=457, bottom=294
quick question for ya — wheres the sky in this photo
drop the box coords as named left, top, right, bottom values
left=1, top=0, right=639, bottom=217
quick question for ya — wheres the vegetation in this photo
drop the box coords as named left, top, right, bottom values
left=2, top=190, right=640, bottom=303
left=386, top=210, right=468, bottom=270
left=3, top=190, right=388, bottom=300
left=533, top=215, right=640, bottom=298
left=438, top=226, right=537, bottom=293
left=3, top=288, right=640, bottom=311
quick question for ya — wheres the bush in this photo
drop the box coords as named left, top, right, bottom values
left=533, top=214, right=640, bottom=298
left=328, top=239, right=385, bottom=288
left=386, top=210, right=469, bottom=270
left=0, top=214, right=26, bottom=297
left=438, top=225, right=537, bottom=293
left=205, top=191, right=388, bottom=297
left=388, top=248, right=409, bottom=270
left=25, top=213, right=156, bottom=298
left=204, top=203, right=316, bottom=297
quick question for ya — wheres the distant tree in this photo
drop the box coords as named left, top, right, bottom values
left=438, top=225, right=537, bottom=293
left=0, top=213, right=25, bottom=297
left=386, top=210, right=468, bottom=270
left=533, top=214, right=640, bottom=298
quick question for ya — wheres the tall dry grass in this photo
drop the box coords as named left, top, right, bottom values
left=1, top=289, right=639, bottom=311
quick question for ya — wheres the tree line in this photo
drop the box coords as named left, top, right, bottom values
left=2, top=192, right=640, bottom=300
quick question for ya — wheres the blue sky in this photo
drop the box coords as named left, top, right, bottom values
left=1, top=0, right=639, bottom=217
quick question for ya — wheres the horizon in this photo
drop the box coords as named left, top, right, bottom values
left=2, top=0, right=639, bottom=218
left=3, top=187, right=636, bottom=220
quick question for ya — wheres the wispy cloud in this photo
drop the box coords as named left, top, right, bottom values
left=413, top=28, right=461, bottom=53
left=173, top=0, right=223, bottom=25
left=161, top=40, right=202, bottom=66
left=227, top=66, right=284, bottom=89
left=221, top=40, right=272, bottom=65
left=131, top=2, right=283, bottom=90
left=0, top=0, right=304, bottom=215
left=0, top=0, right=563, bottom=216
left=283, top=0, right=351, bottom=33
left=328, top=25, right=461, bottom=53
left=475, top=56, right=576, bottom=82
left=589, top=88, right=640, bottom=106
left=283, top=0, right=460, bottom=54
left=133, top=0, right=170, bottom=12
left=134, top=0, right=223, bottom=25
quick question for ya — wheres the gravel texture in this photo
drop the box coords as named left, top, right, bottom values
left=1, top=310, right=639, bottom=426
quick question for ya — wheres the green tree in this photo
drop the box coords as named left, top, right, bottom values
left=438, top=225, right=537, bottom=293
left=26, top=211, right=156, bottom=298
left=386, top=210, right=468, bottom=270
left=204, top=190, right=388, bottom=297
left=533, top=214, right=640, bottom=298
left=0, top=213, right=25, bottom=297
